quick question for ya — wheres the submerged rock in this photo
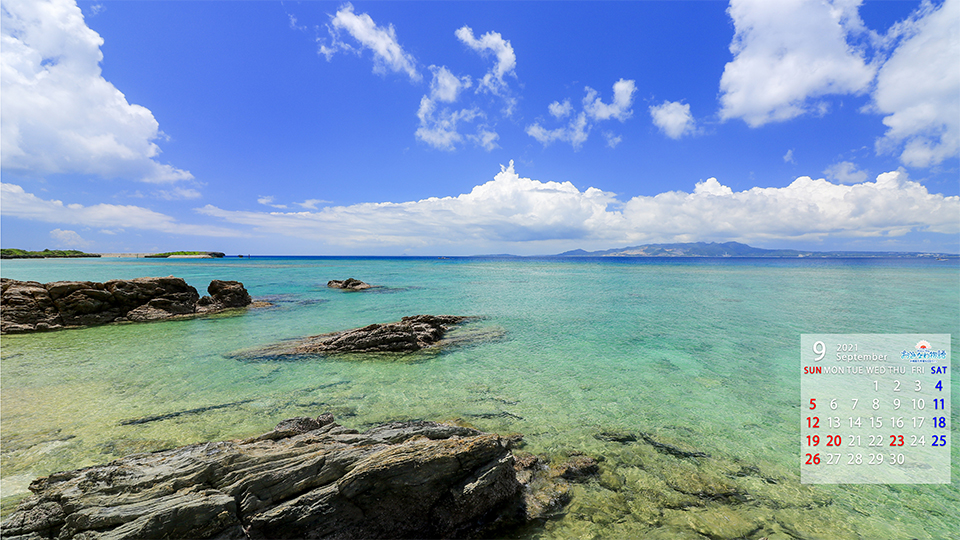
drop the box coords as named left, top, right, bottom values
left=327, top=278, right=373, bottom=291
left=1, top=416, right=544, bottom=540
left=294, top=314, right=467, bottom=354
left=232, top=315, right=475, bottom=360
left=0, top=277, right=254, bottom=334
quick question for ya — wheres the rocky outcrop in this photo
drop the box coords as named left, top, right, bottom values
left=1, top=416, right=555, bottom=540
left=196, top=280, right=253, bottom=313
left=295, top=315, right=467, bottom=354
left=232, top=315, right=471, bottom=359
left=327, top=278, right=372, bottom=291
left=0, top=277, right=253, bottom=334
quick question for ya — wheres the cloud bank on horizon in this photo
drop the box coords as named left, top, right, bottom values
left=0, top=0, right=958, bottom=254
left=5, top=161, right=957, bottom=253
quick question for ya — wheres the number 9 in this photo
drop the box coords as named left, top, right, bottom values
left=813, top=340, right=825, bottom=361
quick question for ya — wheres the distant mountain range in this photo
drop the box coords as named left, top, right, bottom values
left=554, top=242, right=958, bottom=258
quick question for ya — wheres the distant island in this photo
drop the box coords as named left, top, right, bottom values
left=555, top=241, right=958, bottom=259
left=1, top=249, right=227, bottom=259
left=0, top=248, right=101, bottom=259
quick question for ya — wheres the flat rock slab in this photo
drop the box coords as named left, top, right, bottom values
left=1, top=417, right=528, bottom=540
left=231, top=315, right=484, bottom=360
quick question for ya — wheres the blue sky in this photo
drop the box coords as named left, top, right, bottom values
left=2, top=0, right=958, bottom=255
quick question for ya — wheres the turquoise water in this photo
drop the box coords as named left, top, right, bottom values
left=1, top=256, right=958, bottom=538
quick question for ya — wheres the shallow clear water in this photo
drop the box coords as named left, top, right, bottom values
left=1, top=256, right=958, bottom=538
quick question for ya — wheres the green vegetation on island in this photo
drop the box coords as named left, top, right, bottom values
left=144, top=251, right=226, bottom=258
left=0, top=248, right=101, bottom=259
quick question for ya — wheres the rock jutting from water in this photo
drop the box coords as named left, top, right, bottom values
left=0, top=415, right=589, bottom=540
left=231, top=315, right=477, bottom=360
left=327, top=278, right=373, bottom=290
left=0, top=277, right=254, bottom=334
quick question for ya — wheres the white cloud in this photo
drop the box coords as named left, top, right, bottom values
left=257, top=195, right=288, bottom=209
left=526, top=112, right=590, bottom=150
left=549, top=100, right=572, bottom=119
left=474, top=128, right=499, bottom=152
left=0, top=0, right=193, bottom=183
left=154, top=187, right=202, bottom=200
left=603, top=131, right=623, bottom=149
left=872, top=0, right=959, bottom=167
left=783, top=149, right=795, bottom=163
left=619, top=169, right=958, bottom=243
left=583, top=79, right=636, bottom=121
left=296, top=199, right=331, bottom=210
left=287, top=12, right=306, bottom=32
left=649, top=100, right=696, bottom=139
left=824, top=161, right=868, bottom=184
left=455, top=26, right=516, bottom=98
left=718, top=0, right=875, bottom=127
left=415, top=66, right=498, bottom=151
left=527, top=79, right=635, bottom=149
left=198, top=161, right=619, bottom=247
left=50, top=228, right=90, bottom=248
left=415, top=96, right=496, bottom=151
left=416, top=96, right=477, bottom=151
left=429, top=65, right=472, bottom=103
left=1, top=183, right=240, bottom=237
left=196, top=163, right=959, bottom=250
left=318, top=3, right=420, bottom=82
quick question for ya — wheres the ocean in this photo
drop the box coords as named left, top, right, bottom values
left=1, top=256, right=957, bottom=539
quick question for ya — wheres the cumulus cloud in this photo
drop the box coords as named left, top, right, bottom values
left=718, top=0, right=875, bottom=127
left=603, top=131, right=623, bottom=149
left=318, top=3, right=420, bottom=82
left=583, top=79, right=636, bottom=122
left=429, top=65, right=472, bottom=103
left=0, top=0, right=193, bottom=183
left=649, top=100, right=696, bottom=139
left=823, top=161, right=868, bottom=184
left=526, top=112, right=590, bottom=150
left=717, top=0, right=958, bottom=169
left=620, top=169, right=958, bottom=243
left=783, top=149, right=795, bottom=163
left=414, top=65, right=497, bottom=151
left=50, top=228, right=90, bottom=248
left=549, top=100, right=573, bottom=119
left=415, top=96, right=490, bottom=151
left=527, top=79, right=635, bottom=150
left=196, top=163, right=959, bottom=250
left=455, top=26, right=516, bottom=98
left=871, top=0, right=959, bottom=167
left=198, top=162, right=619, bottom=247
left=1, top=183, right=240, bottom=237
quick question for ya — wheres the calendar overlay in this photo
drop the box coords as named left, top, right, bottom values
left=801, top=334, right=951, bottom=484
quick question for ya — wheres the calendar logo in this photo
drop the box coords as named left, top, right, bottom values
left=901, top=339, right=946, bottom=362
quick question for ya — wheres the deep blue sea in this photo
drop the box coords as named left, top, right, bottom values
left=2, top=256, right=958, bottom=538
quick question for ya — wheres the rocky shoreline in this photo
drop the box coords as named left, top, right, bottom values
left=0, top=277, right=253, bottom=334
left=0, top=415, right=593, bottom=540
